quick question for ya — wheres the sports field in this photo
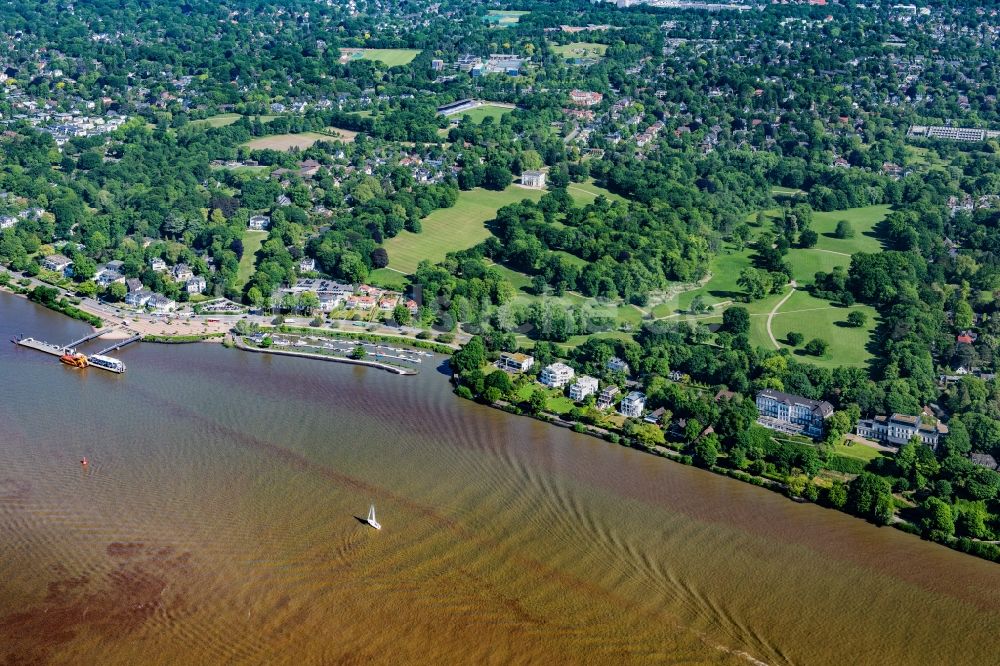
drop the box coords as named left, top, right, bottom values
left=339, top=48, right=421, bottom=66
left=191, top=114, right=278, bottom=128
left=454, top=104, right=514, bottom=124
left=550, top=42, right=608, bottom=60
left=244, top=132, right=329, bottom=151
left=383, top=186, right=544, bottom=274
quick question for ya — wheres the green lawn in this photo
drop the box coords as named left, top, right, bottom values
left=810, top=205, right=890, bottom=255
left=650, top=247, right=753, bottom=317
left=834, top=442, right=884, bottom=462
left=383, top=186, right=544, bottom=274
left=764, top=289, right=878, bottom=367
left=191, top=114, right=277, bottom=128
left=368, top=268, right=410, bottom=291
left=454, top=104, right=514, bottom=124
left=550, top=42, right=608, bottom=60
left=566, top=179, right=626, bottom=205
left=236, top=230, right=268, bottom=290
left=341, top=48, right=422, bottom=66
left=786, top=249, right=849, bottom=286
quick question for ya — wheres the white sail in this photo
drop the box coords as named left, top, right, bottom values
left=367, top=504, right=381, bottom=529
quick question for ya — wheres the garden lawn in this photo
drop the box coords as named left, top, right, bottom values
left=383, top=186, right=543, bottom=274
left=236, top=230, right=268, bottom=290
left=834, top=442, right=884, bottom=462
left=368, top=268, right=410, bottom=291
left=786, top=248, right=849, bottom=286
left=765, top=289, right=878, bottom=367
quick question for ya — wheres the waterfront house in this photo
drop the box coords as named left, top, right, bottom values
left=185, top=276, right=207, bottom=294
left=125, top=278, right=143, bottom=293
left=521, top=170, right=546, bottom=189
left=569, top=375, right=599, bottom=401
left=124, top=289, right=153, bottom=308
left=596, top=385, right=620, bottom=410
left=42, top=253, right=73, bottom=275
left=855, top=414, right=948, bottom=449
left=606, top=356, right=630, bottom=374
left=248, top=215, right=270, bottom=231
left=540, top=362, right=575, bottom=389
left=147, top=294, right=177, bottom=313
left=499, top=352, right=534, bottom=373
left=755, top=389, right=833, bottom=439
left=619, top=391, right=647, bottom=418
left=95, top=267, right=125, bottom=287
left=644, top=407, right=667, bottom=425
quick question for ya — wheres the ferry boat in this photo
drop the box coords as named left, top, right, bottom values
left=60, top=352, right=88, bottom=368
left=88, top=354, right=126, bottom=374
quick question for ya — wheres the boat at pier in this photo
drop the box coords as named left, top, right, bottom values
left=88, top=354, right=126, bottom=374
left=60, top=352, right=88, bottom=368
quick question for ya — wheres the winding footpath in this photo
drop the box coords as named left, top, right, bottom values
left=766, top=287, right=796, bottom=349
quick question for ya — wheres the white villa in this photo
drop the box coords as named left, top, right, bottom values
left=569, top=375, right=599, bottom=401
left=619, top=391, right=646, bottom=418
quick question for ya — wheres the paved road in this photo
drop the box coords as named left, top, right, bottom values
left=766, top=287, right=796, bottom=349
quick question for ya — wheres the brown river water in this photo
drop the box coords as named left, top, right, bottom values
left=1, top=291, right=999, bottom=665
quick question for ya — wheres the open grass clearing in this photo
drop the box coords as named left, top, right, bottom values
left=764, top=289, right=878, bottom=367
left=244, top=132, right=330, bottom=151
left=368, top=268, right=410, bottom=291
left=236, top=230, right=268, bottom=290
left=191, top=114, right=278, bottom=128
left=810, top=204, right=890, bottom=255
left=453, top=104, right=514, bottom=124
left=834, top=441, right=884, bottom=462
left=566, top=178, right=626, bottom=205
left=321, top=127, right=359, bottom=142
left=550, top=42, right=608, bottom=60
left=339, top=48, right=422, bottom=67
left=383, top=186, right=544, bottom=274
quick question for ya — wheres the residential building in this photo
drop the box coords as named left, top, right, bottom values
left=299, top=257, right=316, bottom=272
left=150, top=258, right=167, bottom=272
left=248, top=215, right=270, bottom=231
left=569, top=89, right=603, bottom=107
left=855, top=414, right=949, bottom=449
left=125, top=278, right=143, bottom=293
left=124, top=290, right=153, bottom=307
left=0, top=215, right=16, bottom=229
left=521, top=170, right=546, bottom=188
left=185, top=276, right=207, bottom=294
left=755, top=389, right=834, bottom=439
left=42, top=254, right=73, bottom=275
left=147, top=294, right=177, bottom=313
left=644, top=407, right=666, bottom=425
left=619, top=391, right=646, bottom=418
left=596, top=385, right=620, bottom=410
left=540, top=362, right=575, bottom=388
left=606, top=356, right=630, bottom=374
left=172, top=264, right=194, bottom=282
left=499, top=352, right=534, bottom=373
left=95, top=268, right=125, bottom=287
left=569, top=375, right=599, bottom=401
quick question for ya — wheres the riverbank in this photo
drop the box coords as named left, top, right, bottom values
left=234, top=336, right=418, bottom=375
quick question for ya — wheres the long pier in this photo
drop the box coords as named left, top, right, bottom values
left=13, top=337, right=66, bottom=357
left=12, top=329, right=136, bottom=374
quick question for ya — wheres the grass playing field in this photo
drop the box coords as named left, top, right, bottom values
left=383, top=186, right=544, bottom=274
left=453, top=104, right=514, bottom=124
left=236, top=230, right=268, bottom=290
left=339, top=48, right=421, bottom=67
left=549, top=42, right=608, bottom=60
left=244, top=132, right=330, bottom=151
left=191, top=114, right=277, bottom=128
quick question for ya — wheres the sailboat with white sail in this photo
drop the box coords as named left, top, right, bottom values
left=366, top=504, right=381, bottom=530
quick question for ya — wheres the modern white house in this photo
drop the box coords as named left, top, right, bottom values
left=606, top=356, right=630, bottom=374
left=499, top=352, right=534, bottom=373
left=147, top=294, right=177, bottom=313
left=619, top=391, right=647, bottom=418
left=95, top=268, right=125, bottom=287
left=42, top=254, right=74, bottom=275
left=522, top=170, right=546, bottom=188
left=540, top=362, right=575, bottom=388
left=248, top=215, right=270, bottom=231
left=124, top=289, right=153, bottom=308
left=569, top=375, right=599, bottom=401
left=149, top=257, right=168, bottom=272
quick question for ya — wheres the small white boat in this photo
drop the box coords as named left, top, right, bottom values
left=366, top=504, right=381, bottom=530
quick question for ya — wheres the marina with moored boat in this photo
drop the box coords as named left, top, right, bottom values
left=11, top=328, right=134, bottom=374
